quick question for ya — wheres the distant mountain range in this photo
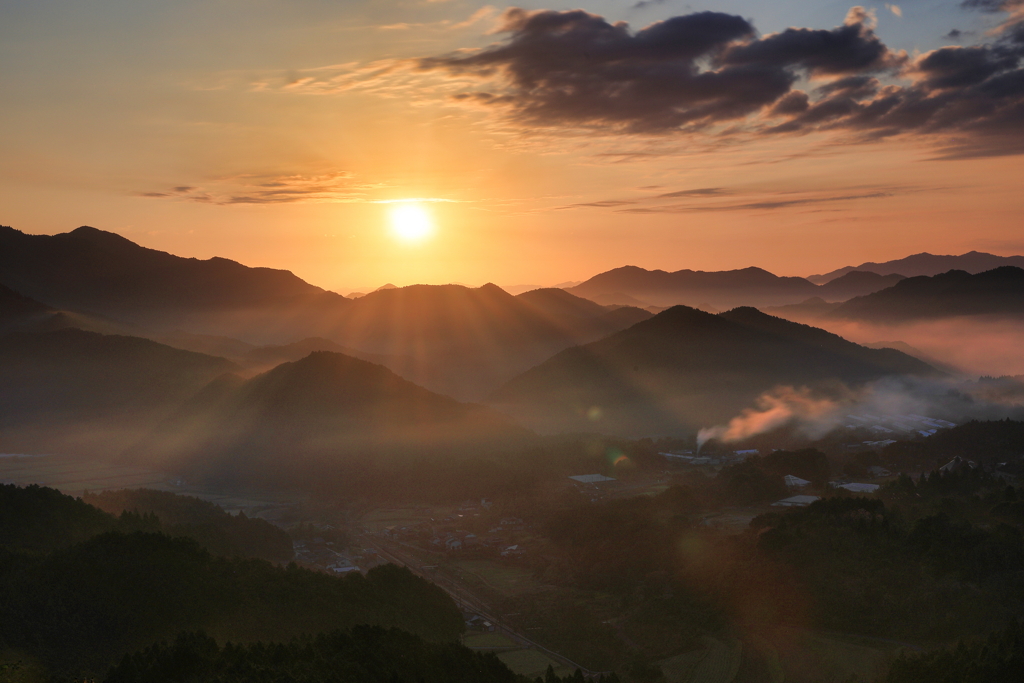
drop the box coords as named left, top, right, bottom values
left=830, top=267, right=1024, bottom=321
left=0, top=227, right=652, bottom=399
left=808, top=251, right=1024, bottom=284
left=132, top=351, right=528, bottom=484
left=488, top=305, right=936, bottom=436
left=566, top=266, right=905, bottom=309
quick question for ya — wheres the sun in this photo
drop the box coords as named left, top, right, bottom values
left=388, top=203, right=433, bottom=243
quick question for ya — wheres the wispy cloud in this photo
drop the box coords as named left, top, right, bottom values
left=135, top=172, right=385, bottom=206
left=616, top=190, right=893, bottom=213
left=554, top=199, right=638, bottom=210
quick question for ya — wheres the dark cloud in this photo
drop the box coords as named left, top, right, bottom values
left=721, top=8, right=906, bottom=75
left=418, top=8, right=789, bottom=133
left=416, top=6, right=1024, bottom=155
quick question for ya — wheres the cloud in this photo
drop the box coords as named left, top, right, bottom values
left=406, top=6, right=1024, bottom=156
left=885, top=3, right=903, bottom=17
left=135, top=172, right=384, bottom=206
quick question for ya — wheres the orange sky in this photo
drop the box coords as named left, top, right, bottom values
left=2, top=1, right=1022, bottom=293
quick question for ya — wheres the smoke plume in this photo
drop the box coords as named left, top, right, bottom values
left=697, top=386, right=843, bottom=450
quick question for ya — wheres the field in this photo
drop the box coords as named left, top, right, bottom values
left=450, top=559, right=546, bottom=597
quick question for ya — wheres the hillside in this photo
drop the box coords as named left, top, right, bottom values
left=809, top=251, right=1024, bottom=284
left=0, top=225, right=350, bottom=341
left=831, top=267, right=1024, bottom=321
left=0, top=328, right=237, bottom=456
left=488, top=305, right=935, bottom=436
left=132, top=350, right=530, bottom=487
left=0, top=281, right=52, bottom=330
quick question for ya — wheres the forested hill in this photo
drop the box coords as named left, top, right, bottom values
left=82, top=488, right=292, bottom=563
left=0, top=485, right=463, bottom=678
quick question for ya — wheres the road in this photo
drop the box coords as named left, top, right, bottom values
left=366, top=537, right=609, bottom=678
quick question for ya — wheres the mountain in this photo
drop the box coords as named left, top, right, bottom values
left=516, top=287, right=652, bottom=331
left=567, top=265, right=819, bottom=309
left=816, top=271, right=906, bottom=301
left=132, top=351, right=529, bottom=485
left=809, top=251, right=1024, bottom=284
left=0, top=328, right=237, bottom=456
left=862, top=341, right=964, bottom=375
left=831, top=267, right=1024, bottom=321
left=240, top=336, right=398, bottom=372
left=762, top=297, right=842, bottom=319
left=488, top=305, right=935, bottom=436
left=0, top=225, right=349, bottom=341
left=317, top=283, right=651, bottom=400
left=0, top=282, right=53, bottom=330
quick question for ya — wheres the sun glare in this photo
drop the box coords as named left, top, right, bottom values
left=388, top=203, right=433, bottom=243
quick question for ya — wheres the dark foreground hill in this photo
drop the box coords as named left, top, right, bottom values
left=0, top=225, right=350, bottom=341
left=0, top=328, right=237, bottom=456
left=131, top=350, right=530, bottom=489
left=489, top=306, right=935, bottom=436
left=831, top=267, right=1024, bottom=321
left=0, top=486, right=463, bottom=677
left=809, top=250, right=1024, bottom=284
left=105, top=628, right=527, bottom=683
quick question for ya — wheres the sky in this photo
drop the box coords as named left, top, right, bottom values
left=1, top=0, right=1022, bottom=293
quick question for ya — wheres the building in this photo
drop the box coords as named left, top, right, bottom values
left=833, top=482, right=880, bottom=493
left=784, top=475, right=811, bottom=488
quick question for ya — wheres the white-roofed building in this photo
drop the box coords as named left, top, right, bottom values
left=784, top=475, right=811, bottom=488
left=834, top=482, right=880, bottom=493
left=569, top=474, right=616, bottom=483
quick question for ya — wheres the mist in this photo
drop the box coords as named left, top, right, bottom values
left=778, top=315, right=1024, bottom=378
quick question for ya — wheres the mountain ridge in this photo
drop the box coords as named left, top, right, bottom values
left=809, top=251, right=1024, bottom=284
